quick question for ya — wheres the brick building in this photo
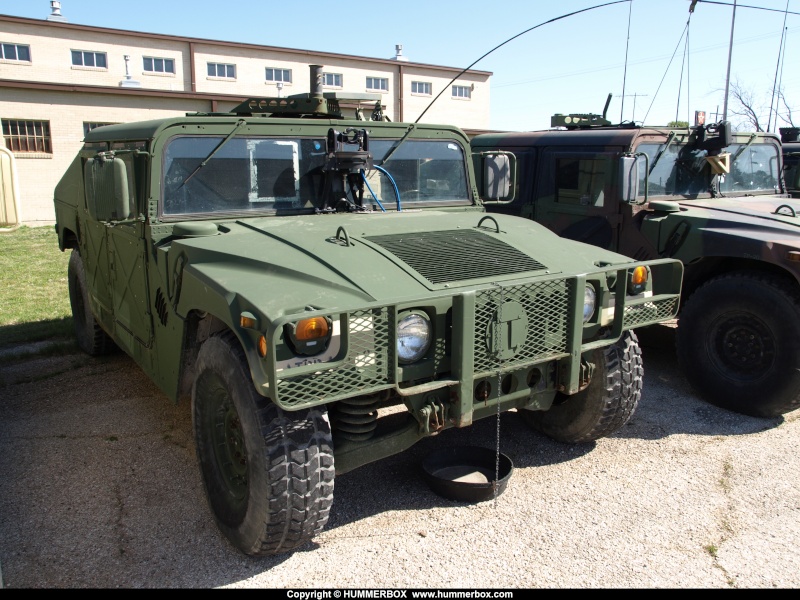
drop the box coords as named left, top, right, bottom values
left=0, top=2, right=491, bottom=226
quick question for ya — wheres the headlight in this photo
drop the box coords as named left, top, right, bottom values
left=583, top=284, right=596, bottom=323
left=397, top=312, right=432, bottom=363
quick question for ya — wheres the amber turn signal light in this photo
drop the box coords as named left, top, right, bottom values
left=294, top=317, right=330, bottom=341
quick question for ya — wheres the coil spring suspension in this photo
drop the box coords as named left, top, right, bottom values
left=332, top=394, right=380, bottom=441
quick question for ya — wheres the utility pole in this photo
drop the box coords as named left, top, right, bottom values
left=615, top=93, right=649, bottom=123
left=723, top=0, right=738, bottom=121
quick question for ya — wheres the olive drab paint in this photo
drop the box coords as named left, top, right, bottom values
left=52, top=68, right=683, bottom=556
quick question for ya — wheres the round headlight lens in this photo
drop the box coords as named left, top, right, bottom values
left=583, top=284, right=597, bottom=323
left=397, top=312, right=432, bottom=363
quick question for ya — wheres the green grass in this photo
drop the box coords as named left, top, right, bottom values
left=0, top=225, right=74, bottom=346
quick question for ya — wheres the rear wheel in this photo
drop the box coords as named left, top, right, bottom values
left=67, top=249, right=115, bottom=355
left=676, top=272, right=800, bottom=417
left=192, top=331, right=335, bottom=556
left=521, top=330, right=643, bottom=443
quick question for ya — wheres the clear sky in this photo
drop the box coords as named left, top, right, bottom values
left=4, top=0, right=798, bottom=132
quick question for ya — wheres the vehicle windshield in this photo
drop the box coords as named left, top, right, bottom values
left=162, top=135, right=470, bottom=217
left=635, top=141, right=781, bottom=198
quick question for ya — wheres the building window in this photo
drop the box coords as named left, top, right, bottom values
left=366, top=77, right=388, bottom=92
left=322, top=73, right=342, bottom=88
left=83, top=122, right=116, bottom=136
left=2, top=119, right=52, bottom=153
left=265, top=68, right=291, bottom=83
left=452, top=85, right=471, bottom=99
left=143, top=56, right=175, bottom=74
left=207, top=62, right=236, bottom=79
left=71, top=50, right=107, bottom=68
left=411, top=81, right=432, bottom=96
left=1, top=43, right=31, bottom=62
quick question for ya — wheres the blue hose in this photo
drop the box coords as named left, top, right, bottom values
left=360, top=169, right=386, bottom=212
left=373, top=165, right=402, bottom=212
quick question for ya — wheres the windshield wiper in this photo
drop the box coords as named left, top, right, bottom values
left=178, top=119, right=247, bottom=190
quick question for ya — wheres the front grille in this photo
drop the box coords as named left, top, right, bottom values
left=364, top=229, right=547, bottom=285
left=473, top=280, right=572, bottom=375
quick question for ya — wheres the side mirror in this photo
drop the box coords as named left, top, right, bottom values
left=84, top=155, right=133, bottom=221
left=620, top=156, right=639, bottom=203
left=473, top=151, right=515, bottom=202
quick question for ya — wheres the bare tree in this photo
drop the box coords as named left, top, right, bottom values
left=727, top=78, right=766, bottom=131
left=776, top=90, right=796, bottom=128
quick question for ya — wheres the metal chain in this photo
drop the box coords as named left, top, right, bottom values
left=493, top=283, right=505, bottom=507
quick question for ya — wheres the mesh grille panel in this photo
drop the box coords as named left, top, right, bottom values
left=364, top=230, right=546, bottom=285
left=473, top=280, right=572, bottom=375
left=623, top=297, right=679, bottom=329
left=276, top=307, right=393, bottom=407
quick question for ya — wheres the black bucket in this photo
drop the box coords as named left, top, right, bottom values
left=421, top=446, right=513, bottom=502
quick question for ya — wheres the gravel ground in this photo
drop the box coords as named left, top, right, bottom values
left=0, top=323, right=798, bottom=589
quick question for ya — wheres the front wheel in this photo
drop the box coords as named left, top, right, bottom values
left=520, top=330, right=643, bottom=443
left=67, top=249, right=115, bottom=355
left=192, top=331, right=335, bottom=556
left=676, top=272, right=800, bottom=417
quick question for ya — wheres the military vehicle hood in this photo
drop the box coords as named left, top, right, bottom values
left=673, top=196, right=800, bottom=229
left=170, top=211, right=635, bottom=319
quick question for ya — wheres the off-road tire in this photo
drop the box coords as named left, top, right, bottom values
left=67, top=249, right=116, bottom=356
left=192, top=331, right=335, bottom=556
left=520, top=330, right=643, bottom=443
left=676, top=272, right=800, bottom=418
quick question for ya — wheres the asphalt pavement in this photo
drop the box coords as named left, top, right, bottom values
left=1, top=323, right=798, bottom=588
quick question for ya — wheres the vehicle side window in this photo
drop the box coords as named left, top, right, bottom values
left=554, top=157, right=608, bottom=206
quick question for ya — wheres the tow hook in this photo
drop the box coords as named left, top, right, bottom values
left=557, top=358, right=595, bottom=393
left=419, top=398, right=448, bottom=435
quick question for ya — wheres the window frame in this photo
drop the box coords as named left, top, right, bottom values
left=411, top=81, right=432, bottom=96
left=1, top=43, right=31, bottom=62
left=2, top=119, right=53, bottom=154
left=366, top=76, right=389, bottom=92
left=265, top=67, right=292, bottom=83
left=71, top=49, right=108, bottom=69
left=322, top=72, right=343, bottom=88
left=142, top=56, right=175, bottom=75
left=452, top=85, right=471, bottom=99
left=207, top=62, right=237, bottom=79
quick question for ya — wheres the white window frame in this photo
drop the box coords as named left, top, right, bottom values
left=71, top=49, right=107, bottom=69
left=265, top=67, right=292, bottom=83
left=322, top=72, right=343, bottom=88
left=207, top=62, right=236, bottom=79
left=1, top=43, right=31, bottom=62
left=366, top=76, right=388, bottom=92
left=452, top=85, right=472, bottom=99
left=143, top=56, right=175, bottom=75
left=411, top=81, right=432, bottom=96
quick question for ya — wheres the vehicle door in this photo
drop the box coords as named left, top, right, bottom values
left=534, top=148, right=621, bottom=251
left=82, top=145, right=153, bottom=353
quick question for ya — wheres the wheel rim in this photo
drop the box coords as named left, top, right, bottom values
left=708, top=310, right=776, bottom=381
left=200, top=373, right=249, bottom=511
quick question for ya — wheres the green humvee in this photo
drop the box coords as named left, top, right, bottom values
left=53, top=70, right=682, bottom=556
left=472, top=103, right=799, bottom=418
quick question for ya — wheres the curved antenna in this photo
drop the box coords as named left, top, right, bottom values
left=674, top=16, right=691, bottom=124
left=642, top=20, right=689, bottom=125
left=413, top=0, right=630, bottom=124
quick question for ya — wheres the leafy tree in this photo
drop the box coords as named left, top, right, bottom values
left=668, top=120, right=689, bottom=128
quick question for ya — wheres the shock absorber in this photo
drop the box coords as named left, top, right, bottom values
left=331, top=394, right=380, bottom=441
